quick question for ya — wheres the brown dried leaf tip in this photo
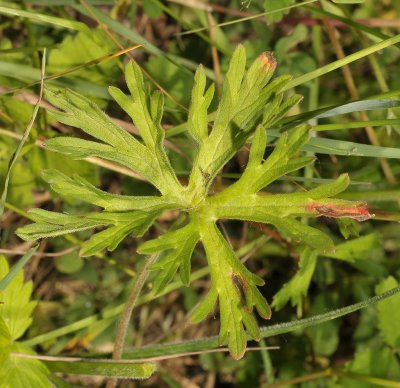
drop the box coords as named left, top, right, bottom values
left=306, top=202, right=373, bottom=222
left=259, top=52, right=277, bottom=72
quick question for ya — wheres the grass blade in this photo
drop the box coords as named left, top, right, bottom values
left=177, top=0, right=319, bottom=36
left=283, top=33, right=400, bottom=90
left=0, top=245, right=38, bottom=290
left=0, top=50, right=46, bottom=219
left=314, top=118, right=400, bottom=131
left=0, top=5, right=90, bottom=33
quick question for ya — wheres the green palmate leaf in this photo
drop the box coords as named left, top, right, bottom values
left=375, top=277, right=400, bottom=348
left=272, top=247, right=317, bottom=310
left=17, top=45, right=372, bottom=358
left=0, top=343, right=51, bottom=388
left=47, top=29, right=120, bottom=86
left=0, top=256, right=51, bottom=387
left=0, top=256, right=37, bottom=340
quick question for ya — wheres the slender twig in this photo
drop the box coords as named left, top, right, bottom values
left=106, top=254, right=159, bottom=388
left=207, top=12, right=222, bottom=97
left=0, top=246, right=78, bottom=257
left=265, top=368, right=400, bottom=388
left=11, top=346, right=279, bottom=364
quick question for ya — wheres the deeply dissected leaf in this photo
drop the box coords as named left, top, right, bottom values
left=192, top=219, right=270, bottom=359
left=188, top=65, right=215, bottom=144
left=16, top=45, right=372, bottom=359
left=108, top=61, right=182, bottom=195
left=42, top=169, right=180, bottom=212
left=272, top=247, right=317, bottom=310
left=138, top=224, right=200, bottom=291
left=186, top=47, right=284, bottom=201
left=45, top=87, right=180, bottom=195
left=16, top=209, right=111, bottom=241
left=220, top=125, right=312, bottom=195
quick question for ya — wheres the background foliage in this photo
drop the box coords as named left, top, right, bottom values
left=1, top=0, right=400, bottom=386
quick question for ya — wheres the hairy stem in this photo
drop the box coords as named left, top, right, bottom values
left=106, top=254, right=158, bottom=388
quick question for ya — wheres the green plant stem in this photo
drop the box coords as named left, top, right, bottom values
left=106, top=254, right=158, bottom=388
left=114, top=286, right=400, bottom=360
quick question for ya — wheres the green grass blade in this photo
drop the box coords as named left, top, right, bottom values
left=0, top=51, right=46, bottom=218
left=314, top=118, right=400, bottom=131
left=168, top=99, right=399, bottom=138
left=303, top=137, right=400, bottom=158
left=177, top=0, right=319, bottom=36
left=0, top=245, right=38, bottom=290
left=72, top=3, right=214, bottom=79
left=314, top=100, right=400, bottom=119
left=305, top=5, right=395, bottom=43
left=0, top=5, right=90, bottom=33
left=283, top=34, right=400, bottom=90
left=0, top=62, right=109, bottom=99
